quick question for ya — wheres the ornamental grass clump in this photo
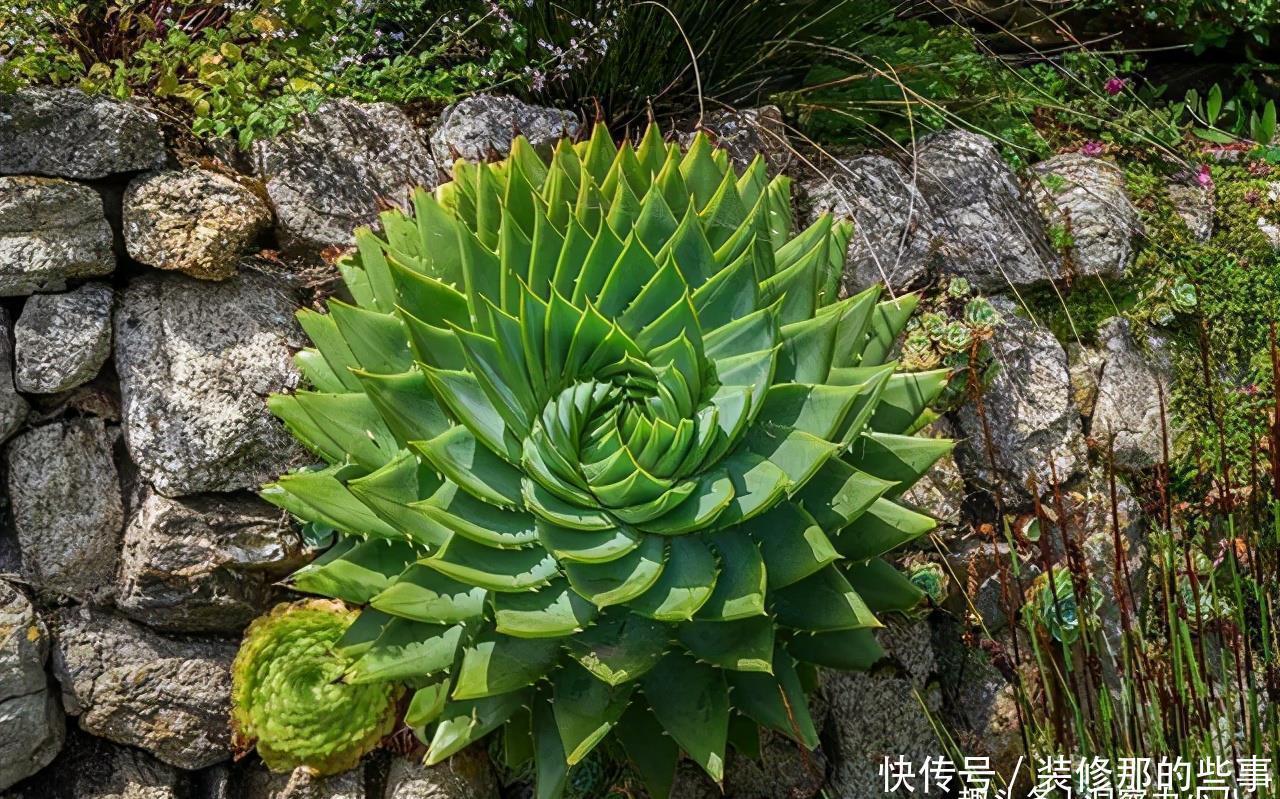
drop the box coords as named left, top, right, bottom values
left=232, top=122, right=954, bottom=797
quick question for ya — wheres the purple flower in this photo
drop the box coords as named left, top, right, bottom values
left=1195, top=164, right=1213, bottom=188
left=1081, top=140, right=1104, bottom=157
left=1104, top=77, right=1127, bottom=96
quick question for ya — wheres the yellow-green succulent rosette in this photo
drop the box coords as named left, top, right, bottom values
left=231, top=600, right=404, bottom=775
left=243, top=123, right=953, bottom=798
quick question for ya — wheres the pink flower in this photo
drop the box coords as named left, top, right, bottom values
left=1081, top=140, right=1104, bottom=157
left=1105, top=77, right=1127, bottom=96
left=1195, top=164, right=1213, bottom=188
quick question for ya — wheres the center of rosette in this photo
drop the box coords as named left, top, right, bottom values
left=522, top=354, right=707, bottom=523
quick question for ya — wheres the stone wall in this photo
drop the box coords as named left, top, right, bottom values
left=0, top=87, right=1169, bottom=799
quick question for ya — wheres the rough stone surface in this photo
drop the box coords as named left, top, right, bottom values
left=0, top=176, right=114, bottom=296
left=685, top=106, right=793, bottom=174
left=3, top=729, right=184, bottom=799
left=1028, top=153, right=1141, bottom=280
left=382, top=749, right=499, bottom=799
left=6, top=419, right=123, bottom=600
left=252, top=99, right=437, bottom=255
left=671, top=731, right=828, bottom=799
left=802, top=155, right=938, bottom=295
left=0, top=582, right=63, bottom=791
left=14, top=282, right=113, bottom=393
left=1166, top=180, right=1213, bottom=241
left=951, top=299, right=1086, bottom=503
left=899, top=420, right=964, bottom=527
left=1066, top=341, right=1106, bottom=420
left=0, top=307, right=29, bottom=442
left=430, top=95, right=579, bottom=175
left=1089, top=317, right=1167, bottom=472
left=0, top=88, right=166, bottom=179
left=115, top=488, right=306, bottom=633
left=49, top=607, right=234, bottom=770
left=932, top=619, right=1024, bottom=784
left=914, top=130, right=1060, bottom=291
left=822, top=621, right=943, bottom=799
left=124, top=168, right=271, bottom=280
left=115, top=270, right=305, bottom=496
left=234, top=764, right=365, bottom=799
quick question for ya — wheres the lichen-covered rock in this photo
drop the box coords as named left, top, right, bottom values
left=14, top=282, right=113, bottom=393
left=115, top=489, right=306, bottom=633
left=115, top=270, right=305, bottom=496
left=0, top=88, right=166, bottom=179
left=1028, top=153, right=1141, bottom=280
left=822, top=621, right=943, bottom=799
left=0, top=581, right=64, bottom=791
left=382, top=749, right=499, bottom=799
left=0, top=307, right=29, bottom=442
left=915, top=130, right=1060, bottom=292
left=952, top=300, right=1085, bottom=503
left=1089, top=317, right=1168, bottom=472
left=802, top=155, right=938, bottom=294
left=0, top=176, right=114, bottom=296
left=6, top=419, right=123, bottom=600
left=2, top=728, right=185, bottom=799
left=233, top=764, right=365, bottom=799
left=1066, top=341, right=1106, bottom=420
left=49, top=607, right=234, bottom=770
left=124, top=168, right=271, bottom=280
left=252, top=100, right=437, bottom=255
left=684, top=106, right=792, bottom=174
left=899, top=420, right=964, bottom=527
left=1166, top=180, right=1213, bottom=241
left=429, top=95, right=579, bottom=175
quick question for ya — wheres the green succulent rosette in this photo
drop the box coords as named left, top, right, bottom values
left=231, top=600, right=405, bottom=775
left=251, top=124, right=954, bottom=797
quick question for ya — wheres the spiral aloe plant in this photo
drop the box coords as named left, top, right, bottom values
left=238, top=123, right=954, bottom=798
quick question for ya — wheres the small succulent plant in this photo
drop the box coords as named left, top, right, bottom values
left=905, top=556, right=950, bottom=609
left=232, top=600, right=405, bottom=775
left=1023, top=566, right=1102, bottom=645
left=234, top=124, right=953, bottom=798
left=901, top=278, right=1000, bottom=408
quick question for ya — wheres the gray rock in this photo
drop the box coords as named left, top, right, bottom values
left=235, top=764, right=365, bottom=799
left=382, top=749, right=499, bottom=799
left=0, top=88, right=166, bottom=179
left=0, top=307, right=29, bottom=441
left=1028, top=153, right=1141, bottom=281
left=14, top=282, right=113, bottom=393
left=803, top=155, right=938, bottom=295
left=252, top=100, right=437, bottom=255
left=116, top=488, right=306, bottom=633
left=946, top=536, right=1035, bottom=632
left=932, top=621, right=1024, bottom=785
left=1089, top=317, right=1168, bottom=472
left=899, top=420, right=964, bottom=527
left=115, top=270, right=305, bottom=496
left=1166, top=180, right=1213, bottom=241
left=952, top=300, right=1085, bottom=504
left=3, top=728, right=185, bottom=799
left=914, top=130, right=1060, bottom=292
left=685, top=106, right=793, bottom=174
left=1066, top=341, right=1106, bottom=420
left=49, top=607, right=234, bottom=769
left=0, top=176, right=114, bottom=296
left=430, top=95, right=579, bottom=175
left=124, top=168, right=271, bottom=280
left=822, top=620, right=944, bottom=799
left=671, top=731, right=827, bottom=799
left=6, top=419, right=123, bottom=600
left=0, top=581, right=64, bottom=790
